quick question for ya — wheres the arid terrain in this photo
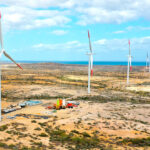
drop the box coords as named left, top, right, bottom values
left=0, top=63, right=150, bottom=150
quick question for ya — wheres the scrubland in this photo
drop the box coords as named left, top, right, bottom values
left=0, top=63, right=150, bottom=150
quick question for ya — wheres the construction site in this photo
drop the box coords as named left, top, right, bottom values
left=0, top=63, right=149, bottom=150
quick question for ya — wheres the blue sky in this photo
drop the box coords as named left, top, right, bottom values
left=1, top=0, right=150, bottom=61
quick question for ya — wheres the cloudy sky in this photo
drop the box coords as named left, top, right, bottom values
left=1, top=0, right=150, bottom=61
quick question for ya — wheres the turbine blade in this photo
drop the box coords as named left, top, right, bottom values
left=3, top=51, right=23, bottom=70
left=128, top=39, right=131, bottom=55
left=0, top=49, right=4, bottom=58
left=88, top=30, right=90, bottom=38
left=88, top=30, right=92, bottom=53
left=128, top=39, right=130, bottom=46
left=0, top=12, right=4, bottom=49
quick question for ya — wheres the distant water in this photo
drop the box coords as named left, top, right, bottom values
left=16, top=61, right=146, bottom=66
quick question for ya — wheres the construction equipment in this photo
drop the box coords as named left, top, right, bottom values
left=48, top=99, right=79, bottom=110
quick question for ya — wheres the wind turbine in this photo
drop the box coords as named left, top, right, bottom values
left=87, top=30, right=93, bottom=94
left=0, top=12, right=23, bottom=121
left=127, top=39, right=132, bottom=85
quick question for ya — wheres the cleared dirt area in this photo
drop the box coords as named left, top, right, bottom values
left=126, top=86, right=150, bottom=92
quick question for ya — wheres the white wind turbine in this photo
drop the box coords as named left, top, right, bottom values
left=0, top=12, right=23, bottom=121
left=87, top=30, right=93, bottom=94
left=127, top=39, right=132, bottom=85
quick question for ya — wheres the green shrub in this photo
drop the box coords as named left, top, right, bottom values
left=82, top=132, right=91, bottom=137
left=0, top=142, right=7, bottom=147
left=39, top=133, right=48, bottom=137
left=71, top=130, right=80, bottom=134
left=31, top=120, right=36, bottom=123
left=34, top=127, right=41, bottom=131
left=120, top=137, right=150, bottom=147
left=0, top=125, right=8, bottom=131
left=49, top=128, right=100, bottom=149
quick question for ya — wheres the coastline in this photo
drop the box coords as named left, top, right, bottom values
left=1, top=60, right=147, bottom=66
left=2, top=62, right=146, bottom=73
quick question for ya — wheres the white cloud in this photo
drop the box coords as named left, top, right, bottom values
left=127, top=26, right=150, bottom=31
left=77, top=8, right=138, bottom=25
left=52, top=30, right=68, bottom=35
left=33, top=36, right=150, bottom=53
left=126, top=26, right=134, bottom=30
left=1, top=0, right=150, bottom=29
left=74, top=0, right=150, bottom=25
left=1, top=6, right=70, bottom=30
left=0, top=0, right=76, bottom=9
left=140, top=27, right=150, bottom=30
left=32, top=40, right=84, bottom=51
left=66, top=41, right=79, bottom=45
left=94, top=39, right=106, bottom=45
left=32, top=36, right=150, bottom=61
left=113, top=30, right=125, bottom=34
left=32, top=43, right=44, bottom=48
left=94, top=36, right=150, bottom=53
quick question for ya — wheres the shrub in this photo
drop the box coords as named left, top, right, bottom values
left=31, top=120, right=36, bottom=123
left=82, top=132, right=91, bottom=137
left=34, top=127, right=41, bottom=131
left=39, top=133, right=48, bottom=137
left=120, top=137, right=150, bottom=147
left=0, top=142, right=7, bottom=147
left=0, top=125, right=8, bottom=131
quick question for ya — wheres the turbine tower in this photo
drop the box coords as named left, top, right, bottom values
left=127, top=39, right=132, bottom=85
left=0, top=12, right=23, bottom=121
left=87, top=30, right=93, bottom=94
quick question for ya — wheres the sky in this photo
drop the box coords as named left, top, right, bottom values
left=1, top=0, right=150, bottom=62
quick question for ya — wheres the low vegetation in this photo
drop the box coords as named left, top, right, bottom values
left=0, top=64, right=150, bottom=149
left=74, top=95, right=150, bottom=104
left=0, top=125, right=8, bottom=131
left=49, top=128, right=102, bottom=149
left=119, top=137, right=150, bottom=147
